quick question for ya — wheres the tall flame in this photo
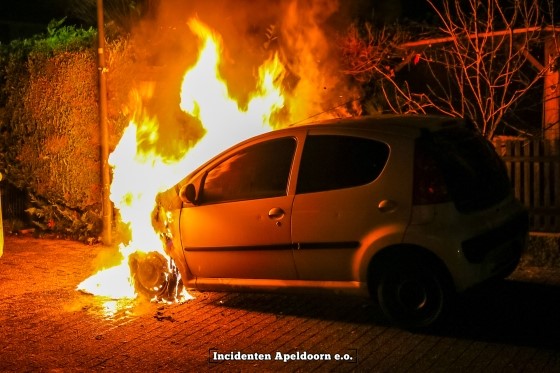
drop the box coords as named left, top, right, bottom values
left=77, top=18, right=286, bottom=302
left=179, top=19, right=285, bottom=164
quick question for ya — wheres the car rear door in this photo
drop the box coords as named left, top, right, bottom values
left=291, top=131, right=411, bottom=281
left=179, top=136, right=299, bottom=280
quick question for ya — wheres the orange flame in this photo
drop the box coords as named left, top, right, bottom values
left=77, top=18, right=287, bottom=303
left=179, top=19, right=286, bottom=164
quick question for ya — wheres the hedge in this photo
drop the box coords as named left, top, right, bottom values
left=0, top=21, right=133, bottom=241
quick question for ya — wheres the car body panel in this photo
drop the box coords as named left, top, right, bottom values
left=190, top=277, right=368, bottom=296
left=180, top=195, right=297, bottom=279
left=291, top=182, right=410, bottom=282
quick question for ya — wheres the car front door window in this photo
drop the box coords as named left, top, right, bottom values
left=202, top=138, right=296, bottom=204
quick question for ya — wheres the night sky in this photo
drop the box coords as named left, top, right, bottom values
left=0, top=1, right=69, bottom=42
left=0, top=0, right=432, bottom=22
left=0, top=1, right=66, bottom=23
left=0, top=0, right=436, bottom=41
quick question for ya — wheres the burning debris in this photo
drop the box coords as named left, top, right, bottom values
left=154, top=306, right=176, bottom=322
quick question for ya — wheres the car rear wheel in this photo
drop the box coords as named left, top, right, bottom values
left=376, top=258, right=451, bottom=329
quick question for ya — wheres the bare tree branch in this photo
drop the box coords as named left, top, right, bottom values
left=340, top=0, right=556, bottom=139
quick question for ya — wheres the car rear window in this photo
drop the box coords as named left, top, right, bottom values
left=296, top=135, right=389, bottom=194
left=418, top=122, right=511, bottom=213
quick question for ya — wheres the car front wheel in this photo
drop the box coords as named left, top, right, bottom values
left=129, top=251, right=183, bottom=301
left=376, top=258, right=451, bottom=329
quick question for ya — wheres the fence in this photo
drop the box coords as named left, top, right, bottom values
left=494, top=139, right=560, bottom=233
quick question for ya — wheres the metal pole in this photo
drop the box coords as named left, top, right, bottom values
left=0, top=172, right=3, bottom=258
left=97, top=0, right=112, bottom=244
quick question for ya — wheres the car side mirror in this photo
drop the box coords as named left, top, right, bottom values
left=179, top=183, right=198, bottom=205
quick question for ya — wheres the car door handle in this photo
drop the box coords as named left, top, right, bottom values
left=378, top=199, right=398, bottom=213
left=268, top=207, right=285, bottom=220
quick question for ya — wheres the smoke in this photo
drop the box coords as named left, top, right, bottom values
left=279, top=0, right=352, bottom=123
left=126, top=0, right=360, bottom=155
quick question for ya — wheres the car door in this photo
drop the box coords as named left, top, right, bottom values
left=291, top=133, right=410, bottom=281
left=180, top=136, right=298, bottom=280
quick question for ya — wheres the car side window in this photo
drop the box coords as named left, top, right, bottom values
left=201, top=137, right=296, bottom=204
left=296, top=135, right=389, bottom=194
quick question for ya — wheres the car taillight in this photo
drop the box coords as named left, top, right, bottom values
left=413, top=141, right=451, bottom=205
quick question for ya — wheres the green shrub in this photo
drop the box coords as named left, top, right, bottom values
left=0, top=19, right=193, bottom=242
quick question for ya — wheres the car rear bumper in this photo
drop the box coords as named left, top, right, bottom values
left=464, top=209, right=528, bottom=281
left=461, top=210, right=528, bottom=265
left=404, top=197, right=529, bottom=292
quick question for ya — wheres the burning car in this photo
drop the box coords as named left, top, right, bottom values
left=147, top=114, right=528, bottom=329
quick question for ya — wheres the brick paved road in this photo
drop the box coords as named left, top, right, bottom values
left=0, top=235, right=559, bottom=372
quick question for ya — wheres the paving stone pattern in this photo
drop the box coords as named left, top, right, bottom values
left=0, top=236, right=559, bottom=372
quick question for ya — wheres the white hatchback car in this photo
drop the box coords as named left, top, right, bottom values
left=150, top=114, right=528, bottom=329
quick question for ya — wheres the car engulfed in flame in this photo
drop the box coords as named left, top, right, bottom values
left=76, top=5, right=527, bottom=330
left=149, top=114, right=528, bottom=330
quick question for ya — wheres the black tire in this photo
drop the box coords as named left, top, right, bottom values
left=376, top=258, right=451, bottom=330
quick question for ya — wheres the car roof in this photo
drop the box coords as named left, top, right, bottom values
left=236, top=114, right=464, bottom=145
left=285, top=114, right=464, bottom=136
